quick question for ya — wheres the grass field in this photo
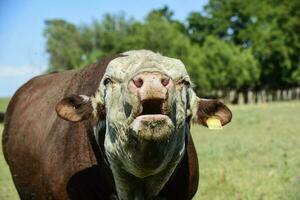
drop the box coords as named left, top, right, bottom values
left=0, top=99, right=300, bottom=200
left=193, top=102, right=300, bottom=200
left=0, top=97, right=10, bottom=112
left=0, top=97, right=19, bottom=199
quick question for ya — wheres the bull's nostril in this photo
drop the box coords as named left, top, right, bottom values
left=161, top=78, right=170, bottom=87
left=133, top=78, right=143, bottom=88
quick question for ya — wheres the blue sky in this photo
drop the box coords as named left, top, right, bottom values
left=0, top=0, right=207, bottom=97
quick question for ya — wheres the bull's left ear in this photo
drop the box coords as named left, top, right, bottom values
left=194, top=99, right=232, bottom=127
left=55, top=95, right=93, bottom=122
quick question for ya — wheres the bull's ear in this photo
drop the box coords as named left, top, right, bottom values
left=195, top=99, right=232, bottom=127
left=56, top=95, right=93, bottom=122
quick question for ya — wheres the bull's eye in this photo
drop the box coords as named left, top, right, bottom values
left=103, top=78, right=112, bottom=86
left=161, top=78, right=170, bottom=87
left=177, top=79, right=191, bottom=87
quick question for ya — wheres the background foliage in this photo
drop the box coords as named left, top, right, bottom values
left=44, top=0, right=300, bottom=100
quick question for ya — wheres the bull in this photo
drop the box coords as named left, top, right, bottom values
left=2, top=50, right=232, bottom=200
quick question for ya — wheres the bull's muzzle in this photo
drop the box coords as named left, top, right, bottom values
left=128, top=72, right=174, bottom=101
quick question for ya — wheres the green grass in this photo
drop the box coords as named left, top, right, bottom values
left=193, top=101, right=300, bottom=200
left=0, top=125, right=19, bottom=200
left=0, top=101, right=300, bottom=199
left=0, top=97, right=10, bottom=112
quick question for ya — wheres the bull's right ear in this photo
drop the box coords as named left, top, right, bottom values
left=56, top=95, right=95, bottom=122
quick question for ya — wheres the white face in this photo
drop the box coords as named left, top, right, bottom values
left=55, top=49, right=232, bottom=199
left=93, top=50, right=198, bottom=177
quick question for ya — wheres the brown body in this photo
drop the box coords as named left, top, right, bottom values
left=2, top=56, right=199, bottom=199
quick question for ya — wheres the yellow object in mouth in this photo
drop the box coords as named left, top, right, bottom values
left=206, top=117, right=223, bottom=130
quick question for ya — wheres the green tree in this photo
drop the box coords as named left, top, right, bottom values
left=187, top=12, right=215, bottom=44
left=44, top=3, right=298, bottom=99
left=147, top=5, right=186, bottom=33
left=44, top=15, right=132, bottom=71
left=187, top=0, right=300, bottom=89
left=187, top=36, right=259, bottom=97
left=123, top=12, right=191, bottom=58
left=44, top=19, right=83, bottom=71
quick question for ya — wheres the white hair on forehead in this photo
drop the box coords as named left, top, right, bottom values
left=122, top=49, right=162, bottom=57
left=95, top=50, right=192, bottom=104
left=104, top=50, right=190, bottom=80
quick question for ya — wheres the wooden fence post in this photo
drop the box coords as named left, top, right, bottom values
left=247, top=91, right=254, bottom=104
left=296, top=87, right=300, bottom=100
left=276, top=90, right=281, bottom=101
left=287, top=89, right=292, bottom=100
left=238, top=92, right=244, bottom=104
left=262, top=90, right=267, bottom=103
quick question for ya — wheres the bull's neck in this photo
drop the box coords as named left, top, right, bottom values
left=109, top=162, right=179, bottom=200
left=104, top=134, right=185, bottom=200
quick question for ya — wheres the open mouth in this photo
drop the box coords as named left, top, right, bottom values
left=130, top=99, right=174, bottom=140
left=135, top=99, right=169, bottom=121
left=141, top=99, right=164, bottom=115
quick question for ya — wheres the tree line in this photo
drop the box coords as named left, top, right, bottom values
left=44, top=0, right=300, bottom=103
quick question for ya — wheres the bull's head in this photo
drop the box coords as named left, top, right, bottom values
left=56, top=50, right=232, bottom=198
